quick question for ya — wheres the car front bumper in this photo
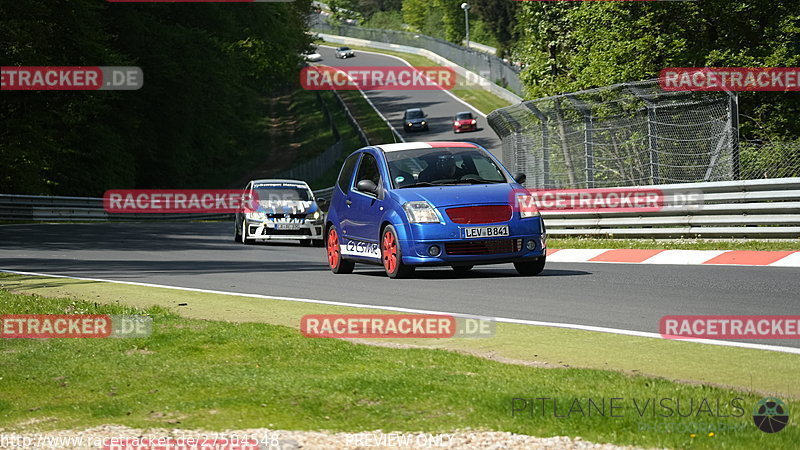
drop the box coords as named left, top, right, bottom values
left=399, top=217, right=546, bottom=265
left=244, top=219, right=324, bottom=241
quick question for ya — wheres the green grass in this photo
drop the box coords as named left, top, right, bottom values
left=0, top=287, right=798, bottom=449
left=336, top=89, right=396, bottom=145
left=549, top=237, right=800, bottom=251
left=318, top=41, right=512, bottom=115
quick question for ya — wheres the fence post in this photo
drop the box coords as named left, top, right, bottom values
left=567, top=95, right=594, bottom=188
left=729, top=91, right=741, bottom=180
left=525, top=103, right=550, bottom=188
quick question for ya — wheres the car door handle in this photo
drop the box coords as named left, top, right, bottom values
left=346, top=199, right=352, bottom=206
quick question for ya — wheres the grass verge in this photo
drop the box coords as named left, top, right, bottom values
left=0, top=285, right=797, bottom=449
left=317, top=41, right=512, bottom=115
left=548, top=238, right=800, bottom=251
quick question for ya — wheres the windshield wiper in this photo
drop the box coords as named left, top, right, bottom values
left=455, top=177, right=505, bottom=184
left=398, top=180, right=459, bottom=188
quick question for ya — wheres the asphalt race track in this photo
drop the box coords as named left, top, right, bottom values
left=2, top=222, right=799, bottom=349
left=314, top=45, right=503, bottom=160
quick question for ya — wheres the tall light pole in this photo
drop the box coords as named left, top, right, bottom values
left=461, top=3, right=470, bottom=49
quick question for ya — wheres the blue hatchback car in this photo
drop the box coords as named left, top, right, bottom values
left=325, top=142, right=547, bottom=278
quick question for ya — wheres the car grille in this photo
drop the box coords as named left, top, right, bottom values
left=445, top=238, right=522, bottom=255
left=252, top=227, right=311, bottom=236
left=267, top=213, right=306, bottom=219
left=445, top=205, right=511, bottom=224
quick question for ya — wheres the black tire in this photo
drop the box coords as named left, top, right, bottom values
left=381, top=225, right=415, bottom=279
left=240, top=220, right=254, bottom=245
left=452, top=265, right=473, bottom=273
left=234, top=219, right=241, bottom=242
left=312, top=239, right=325, bottom=247
left=514, top=257, right=546, bottom=276
left=327, top=227, right=355, bottom=274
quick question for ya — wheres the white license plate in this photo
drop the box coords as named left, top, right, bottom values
left=275, top=224, right=301, bottom=230
left=463, top=225, right=509, bottom=239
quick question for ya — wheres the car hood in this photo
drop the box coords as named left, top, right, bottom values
left=390, top=183, right=517, bottom=208
left=252, top=200, right=318, bottom=214
left=406, top=117, right=425, bottom=123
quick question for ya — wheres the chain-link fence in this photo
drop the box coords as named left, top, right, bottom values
left=487, top=79, right=743, bottom=189
left=309, top=15, right=523, bottom=96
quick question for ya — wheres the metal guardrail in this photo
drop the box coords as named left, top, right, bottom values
left=4, top=178, right=799, bottom=239
left=0, top=194, right=232, bottom=222
left=541, top=177, right=800, bottom=238
left=0, top=189, right=338, bottom=222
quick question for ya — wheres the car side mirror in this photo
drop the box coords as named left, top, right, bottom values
left=514, top=173, right=527, bottom=184
left=357, top=179, right=379, bottom=195
left=317, top=197, right=329, bottom=209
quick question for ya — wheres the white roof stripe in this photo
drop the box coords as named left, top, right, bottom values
left=377, top=143, right=432, bottom=152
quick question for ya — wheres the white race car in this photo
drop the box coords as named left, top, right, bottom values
left=235, top=179, right=326, bottom=246
left=305, top=52, right=323, bottom=62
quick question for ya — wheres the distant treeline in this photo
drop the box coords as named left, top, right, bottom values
left=1, top=0, right=312, bottom=196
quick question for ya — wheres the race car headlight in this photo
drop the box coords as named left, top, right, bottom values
left=421, top=121, right=427, bottom=125
left=403, top=201, right=440, bottom=223
left=407, top=122, right=413, bottom=127
left=470, top=119, right=477, bottom=125
left=307, top=210, right=323, bottom=222
left=246, top=211, right=266, bottom=220
left=454, top=121, right=460, bottom=126
left=515, top=194, right=541, bottom=218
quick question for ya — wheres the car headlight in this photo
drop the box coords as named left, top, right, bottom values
left=246, top=211, right=266, bottom=220
left=407, top=122, right=413, bottom=127
left=454, top=121, right=460, bottom=126
left=470, top=119, right=477, bottom=125
left=403, top=201, right=440, bottom=223
left=307, top=210, right=323, bottom=222
left=515, top=194, right=541, bottom=218
left=421, top=121, right=426, bottom=125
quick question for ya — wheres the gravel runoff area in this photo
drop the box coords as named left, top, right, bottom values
left=0, top=426, right=642, bottom=449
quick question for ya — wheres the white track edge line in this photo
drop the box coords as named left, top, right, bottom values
left=318, top=44, right=488, bottom=118
left=3, top=269, right=799, bottom=355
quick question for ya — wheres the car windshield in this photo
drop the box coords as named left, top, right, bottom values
left=338, top=47, right=350, bottom=51
left=385, top=147, right=508, bottom=188
left=252, top=185, right=311, bottom=202
left=405, top=110, right=424, bottom=119
left=455, top=113, right=473, bottom=120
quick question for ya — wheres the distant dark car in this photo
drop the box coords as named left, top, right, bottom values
left=335, top=46, right=355, bottom=59
left=403, top=108, right=428, bottom=132
left=453, top=111, right=477, bottom=133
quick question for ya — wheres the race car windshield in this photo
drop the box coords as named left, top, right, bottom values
left=405, top=110, right=424, bottom=119
left=252, top=186, right=311, bottom=202
left=385, top=147, right=508, bottom=188
left=338, top=47, right=350, bottom=51
left=455, top=113, right=473, bottom=120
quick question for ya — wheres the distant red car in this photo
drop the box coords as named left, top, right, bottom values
left=453, top=111, right=477, bottom=133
